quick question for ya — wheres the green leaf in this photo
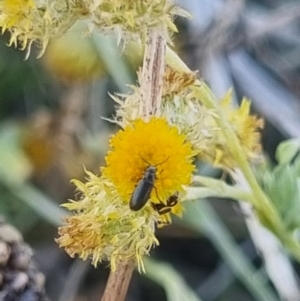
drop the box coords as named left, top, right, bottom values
left=285, top=178, right=300, bottom=230
left=181, top=201, right=280, bottom=301
left=275, top=139, right=300, bottom=165
left=262, top=164, right=300, bottom=231
left=264, top=166, right=295, bottom=215
left=294, top=156, right=300, bottom=177
left=144, top=258, right=203, bottom=301
left=0, top=176, right=67, bottom=226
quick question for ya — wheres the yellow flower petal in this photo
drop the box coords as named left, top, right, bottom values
left=103, top=117, right=195, bottom=209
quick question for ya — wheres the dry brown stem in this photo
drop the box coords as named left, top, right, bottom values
left=100, top=28, right=166, bottom=301
left=140, top=29, right=166, bottom=119
left=100, top=259, right=135, bottom=301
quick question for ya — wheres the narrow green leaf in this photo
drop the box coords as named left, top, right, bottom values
left=0, top=177, right=67, bottom=226
left=144, top=258, right=203, bottom=301
left=181, top=201, right=280, bottom=301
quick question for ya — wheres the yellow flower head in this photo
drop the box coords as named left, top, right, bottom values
left=159, top=87, right=263, bottom=169
left=57, top=173, right=159, bottom=272
left=1, top=0, right=35, bottom=30
left=199, top=91, right=263, bottom=168
left=206, top=92, right=263, bottom=167
left=0, top=0, right=189, bottom=57
left=2, top=0, right=34, bottom=15
left=221, top=96, right=264, bottom=160
left=89, top=0, right=189, bottom=45
left=57, top=118, right=195, bottom=272
left=0, top=0, right=79, bottom=57
left=103, top=117, right=195, bottom=211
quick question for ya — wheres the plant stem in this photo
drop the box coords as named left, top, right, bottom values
left=100, top=29, right=166, bottom=301
left=100, top=259, right=135, bottom=301
left=193, top=83, right=300, bottom=261
left=140, top=29, right=166, bottom=119
left=165, top=45, right=300, bottom=261
left=188, top=175, right=254, bottom=203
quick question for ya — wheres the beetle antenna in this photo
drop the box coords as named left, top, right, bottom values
left=139, top=155, right=151, bottom=166
left=139, top=155, right=169, bottom=167
left=154, top=156, right=170, bottom=167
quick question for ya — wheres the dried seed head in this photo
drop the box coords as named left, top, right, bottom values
left=0, top=221, right=50, bottom=300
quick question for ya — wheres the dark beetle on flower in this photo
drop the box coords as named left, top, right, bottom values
left=129, top=157, right=169, bottom=211
left=130, top=165, right=157, bottom=211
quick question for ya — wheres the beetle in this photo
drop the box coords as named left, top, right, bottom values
left=130, top=166, right=157, bottom=211
left=129, top=157, right=169, bottom=211
left=151, top=192, right=179, bottom=215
